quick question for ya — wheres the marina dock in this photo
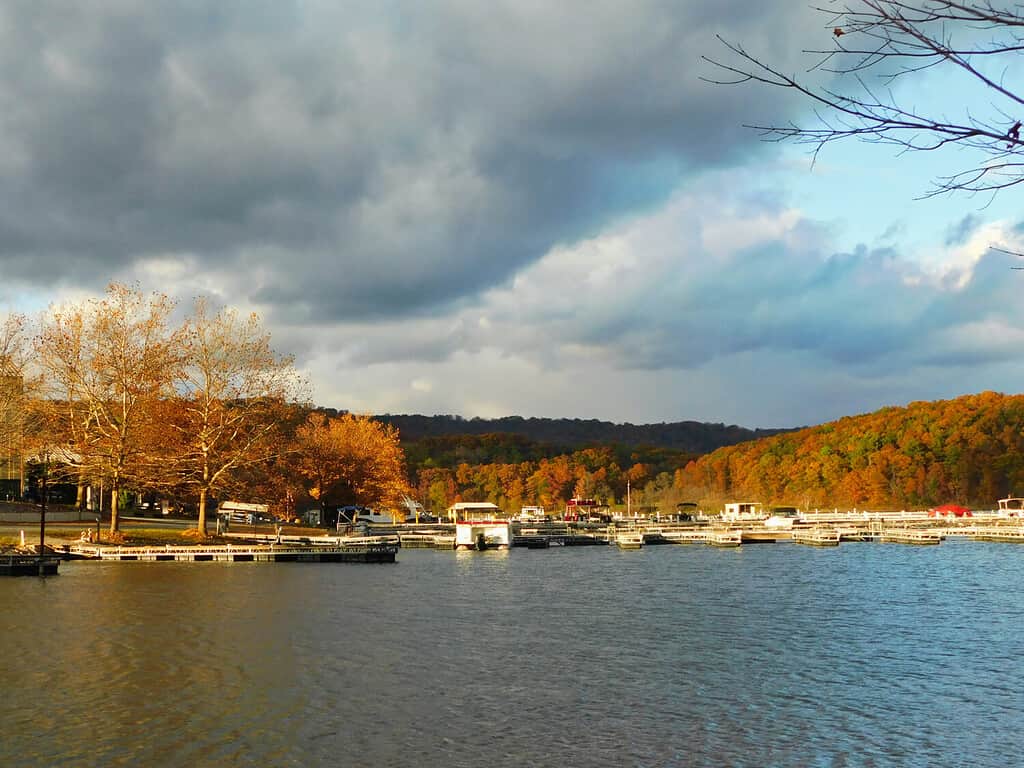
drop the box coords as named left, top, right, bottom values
left=68, top=536, right=399, bottom=563
left=385, top=517, right=1024, bottom=551
left=1, top=554, right=60, bottom=576
left=880, top=528, right=943, bottom=545
left=614, top=531, right=644, bottom=549
left=792, top=527, right=840, bottom=546
left=12, top=515, right=1021, bottom=574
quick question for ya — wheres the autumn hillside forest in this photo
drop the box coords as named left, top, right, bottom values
left=393, top=392, right=1024, bottom=513
left=678, top=392, right=1024, bottom=510
left=4, top=285, right=1023, bottom=534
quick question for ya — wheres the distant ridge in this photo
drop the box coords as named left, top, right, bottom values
left=373, top=413, right=791, bottom=453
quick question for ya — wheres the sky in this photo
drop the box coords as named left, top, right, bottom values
left=2, top=1, right=1024, bottom=429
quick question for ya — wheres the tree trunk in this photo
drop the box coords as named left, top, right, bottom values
left=198, top=487, right=208, bottom=537
left=109, top=483, right=120, bottom=533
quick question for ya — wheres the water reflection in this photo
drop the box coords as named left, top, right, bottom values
left=1, top=542, right=1022, bottom=766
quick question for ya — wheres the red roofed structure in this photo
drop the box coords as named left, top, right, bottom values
left=931, top=503, right=971, bottom=517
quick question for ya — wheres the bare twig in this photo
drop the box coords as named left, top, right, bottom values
left=705, top=1, right=1024, bottom=196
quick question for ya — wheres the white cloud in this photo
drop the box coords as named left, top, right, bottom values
left=4, top=2, right=1023, bottom=428
left=293, top=169, right=1024, bottom=425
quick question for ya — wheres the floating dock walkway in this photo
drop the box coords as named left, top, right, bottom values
left=880, top=528, right=942, bottom=545
left=792, top=527, right=841, bottom=546
left=354, top=518, right=1024, bottom=554
left=68, top=536, right=398, bottom=563
left=1, top=554, right=60, bottom=576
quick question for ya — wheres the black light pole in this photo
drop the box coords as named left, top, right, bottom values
left=38, top=451, right=47, bottom=575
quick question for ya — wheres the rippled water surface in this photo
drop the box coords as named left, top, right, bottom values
left=2, top=540, right=1023, bottom=767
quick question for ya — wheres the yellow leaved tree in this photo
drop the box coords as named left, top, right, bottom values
left=295, top=412, right=409, bottom=522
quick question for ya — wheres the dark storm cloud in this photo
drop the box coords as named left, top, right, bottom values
left=0, top=1, right=816, bottom=320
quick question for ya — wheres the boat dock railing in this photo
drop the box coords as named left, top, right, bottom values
left=879, top=528, right=943, bottom=545
left=937, top=525, right=1024, bottom=542
left=68, top=537, right=400, bottom=562
left=222, top=532, right=399, bottom=546
left=792, top=527, right=841, bottom=546
left=658, top=529, right=710, bottom=543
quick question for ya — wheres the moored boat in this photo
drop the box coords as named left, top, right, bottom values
left=997, top=497, right=1024, bottom=517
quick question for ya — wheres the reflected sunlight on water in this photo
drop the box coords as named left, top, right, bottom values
left=2, top=541, right=1023, bottom=767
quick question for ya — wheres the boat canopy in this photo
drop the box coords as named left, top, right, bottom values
left=931, top=504, right=971, bottom=517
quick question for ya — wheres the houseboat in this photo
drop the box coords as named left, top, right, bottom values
left=516, top=506, right=547, bottom=522
left=564, top=497, right=610, bottom=522
left=721, top=502, right=766, bottom=522
left=997, top=497, right=1024, bottom=517
left=448, top=502, right=511, bottom=551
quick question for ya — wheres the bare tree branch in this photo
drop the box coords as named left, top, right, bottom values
left=704, top=1, right=1024, bottom=197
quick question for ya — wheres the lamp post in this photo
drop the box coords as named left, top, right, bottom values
left=37, top=449, right=48, bottom=575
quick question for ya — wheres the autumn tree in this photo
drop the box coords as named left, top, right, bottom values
left=295, top=412, right=409, bottom=519
left=0, top=314, right=30, bottom=492
left=34, top=284, right=179, bottom=533
left=416, top=466, right=456, bottom=517
left=174, top=298, right=305, bottom=536
left=705, top=1, right=1024, bottom=198
left=27, top=304, right=99, bottom=510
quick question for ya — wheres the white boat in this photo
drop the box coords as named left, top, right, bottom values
left=721, top=502, right=766, bottom=523
left=455, top=522, right=511, bottom=550
left=997, top=497, right=1024, bottom=517
left=517, top=506, right=547, bottom=522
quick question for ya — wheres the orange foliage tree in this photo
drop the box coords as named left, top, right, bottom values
left=34, top=284, right=179, bottom=532
left=173, top=299, right=305, bottom=535
left=295, top=413, right=409, bottom=519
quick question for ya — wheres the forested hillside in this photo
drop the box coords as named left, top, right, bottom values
left=677, top=392, right=1024, bottom=509
left=410, top=442, right=693, bottom=517
left=368, top=414, right=786, bottom=515
left=318, top=393, right=1024, bottom=515
left=374, top=413, right=786, bottom=452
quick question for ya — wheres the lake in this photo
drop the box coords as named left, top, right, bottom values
left=2, top=540, right=1022, bottom=767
